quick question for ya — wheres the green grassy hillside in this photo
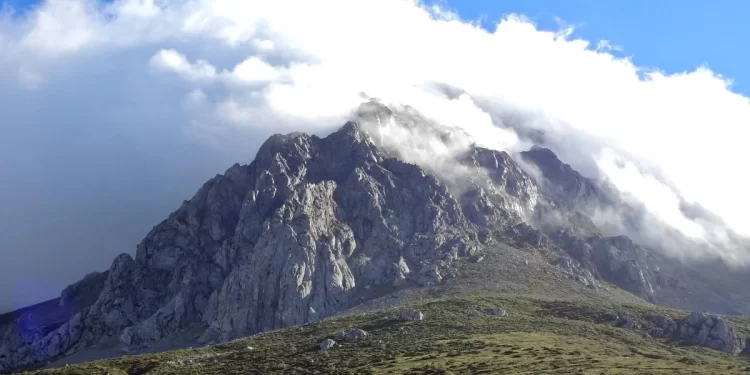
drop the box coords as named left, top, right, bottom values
left=23, top=293, right=750, bottom=375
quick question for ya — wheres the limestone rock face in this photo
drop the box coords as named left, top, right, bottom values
left=197, top=123, right=480, bottom=342
left=391, top=257, right=411, bottom=286
left=200, top=181, right=359, bottom=341
left=460, top=147, right=539, bottom=222
left=549, top=230, right=657, bottom=299
left=665, top=312, right=746, bottom=355
left=553, top=256, right=599, bottom=288
left=59, top=271, right=110, bottom=312
left=1, top=120, right=483, bottom=372
left=520, top=146, right=603, bottom=205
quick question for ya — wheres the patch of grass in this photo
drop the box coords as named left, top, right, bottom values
left=22, top=294, right=750, bottom=375
left=388, top=331, right=740, bottom=374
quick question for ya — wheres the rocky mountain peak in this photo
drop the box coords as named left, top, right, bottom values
left=463, top=147, right=537, bottom=201
left=0, top=114, right=491, bottom=373
left=4, top=106, right=750, bottom=372
left=520, top=146, right=601, bottom=204
left=354, top=100, right=395, bottom=125
left=523, top=145, right=558, bottom=163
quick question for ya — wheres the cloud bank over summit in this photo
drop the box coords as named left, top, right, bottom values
left=1, top=0, right=749, bottom=310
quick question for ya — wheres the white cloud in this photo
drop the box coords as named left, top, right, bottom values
left=596, top=148, right=705, bottom=238
left=595, top=40, right=623, bottom=52
left=150, top=50, right=280, bottom=87
left=150, top=49, right=217, bottom=81
left=1, top=0, right=749, bottom=265
left=231, top=57, right=279, bottom=84
left=19, top=0, right=101, bottom=55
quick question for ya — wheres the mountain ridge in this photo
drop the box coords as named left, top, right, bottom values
left=2, top=103, right=750, bottom=373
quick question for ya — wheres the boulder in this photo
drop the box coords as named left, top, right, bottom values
left=319, top=339, right=336, bottom=350
left=665, top=312, right=746, bottom=355
left=333, top=331, right=346, bottom=341
left=307, top=307, right=320, bottom=324
left=616, top=314, right=639, bottom=330
left=416, top=264, right=443, bottom=287
left=486, top=307, right=507, bottom=317
left=399, top=310, right=424, bottom=322
left=345, top=329, right=367, bottom=342
left=391, top=257, right=411, bottom=286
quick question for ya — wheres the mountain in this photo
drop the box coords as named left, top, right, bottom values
left=2, top=102, right=750, bottom=373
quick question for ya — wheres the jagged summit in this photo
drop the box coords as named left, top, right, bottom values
left=255, top=121, right=376, bottom=165
left=354, top=100, right=395, bottom=124
left=0, top=116, right=482, bottom=371
left=520, top=145, right=602, bottom=204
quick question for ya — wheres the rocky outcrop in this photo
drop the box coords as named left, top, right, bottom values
left=587, top=236, right=657, bottom=297
left=400, top=310, right=424, bottom=322
left=197, top=123, right=480, bottom=343
left=462, top=147, right=539, bottom=219
left=548, top=230, right=658, bottom=299
left=599, top=311, right=749, bottom=356
left=345, top=329, right=367, bottom=342
left=319, top=339, right=336, bottom=350
left=504, top=222, right=550, bottom=249
left=458, top=148, right=539, bottom=229
left=602, top=310, right=746, bottom=355
left=333, top=331, right=346, bottom=341
left=609, top=313, right=641, bottom=330
left=392, top=257, right=411, bottom=286
left=553, top=256, right=599, bottom=288
left=665, top=312, right=746, bottom=355
left=0, top=254, right=138, bottom=372
left=59, top=271, right=109, bottom=312
left=457, top=144, right=664, bottom=302
left=485, top=307, right=506, bottom=317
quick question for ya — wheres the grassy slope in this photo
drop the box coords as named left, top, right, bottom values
left=23, top=293, right=750, bottom=375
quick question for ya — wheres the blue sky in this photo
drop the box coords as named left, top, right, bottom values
left=434, top=0, right=750, bottom=95
left=5, top=0, right=747, bottom=93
